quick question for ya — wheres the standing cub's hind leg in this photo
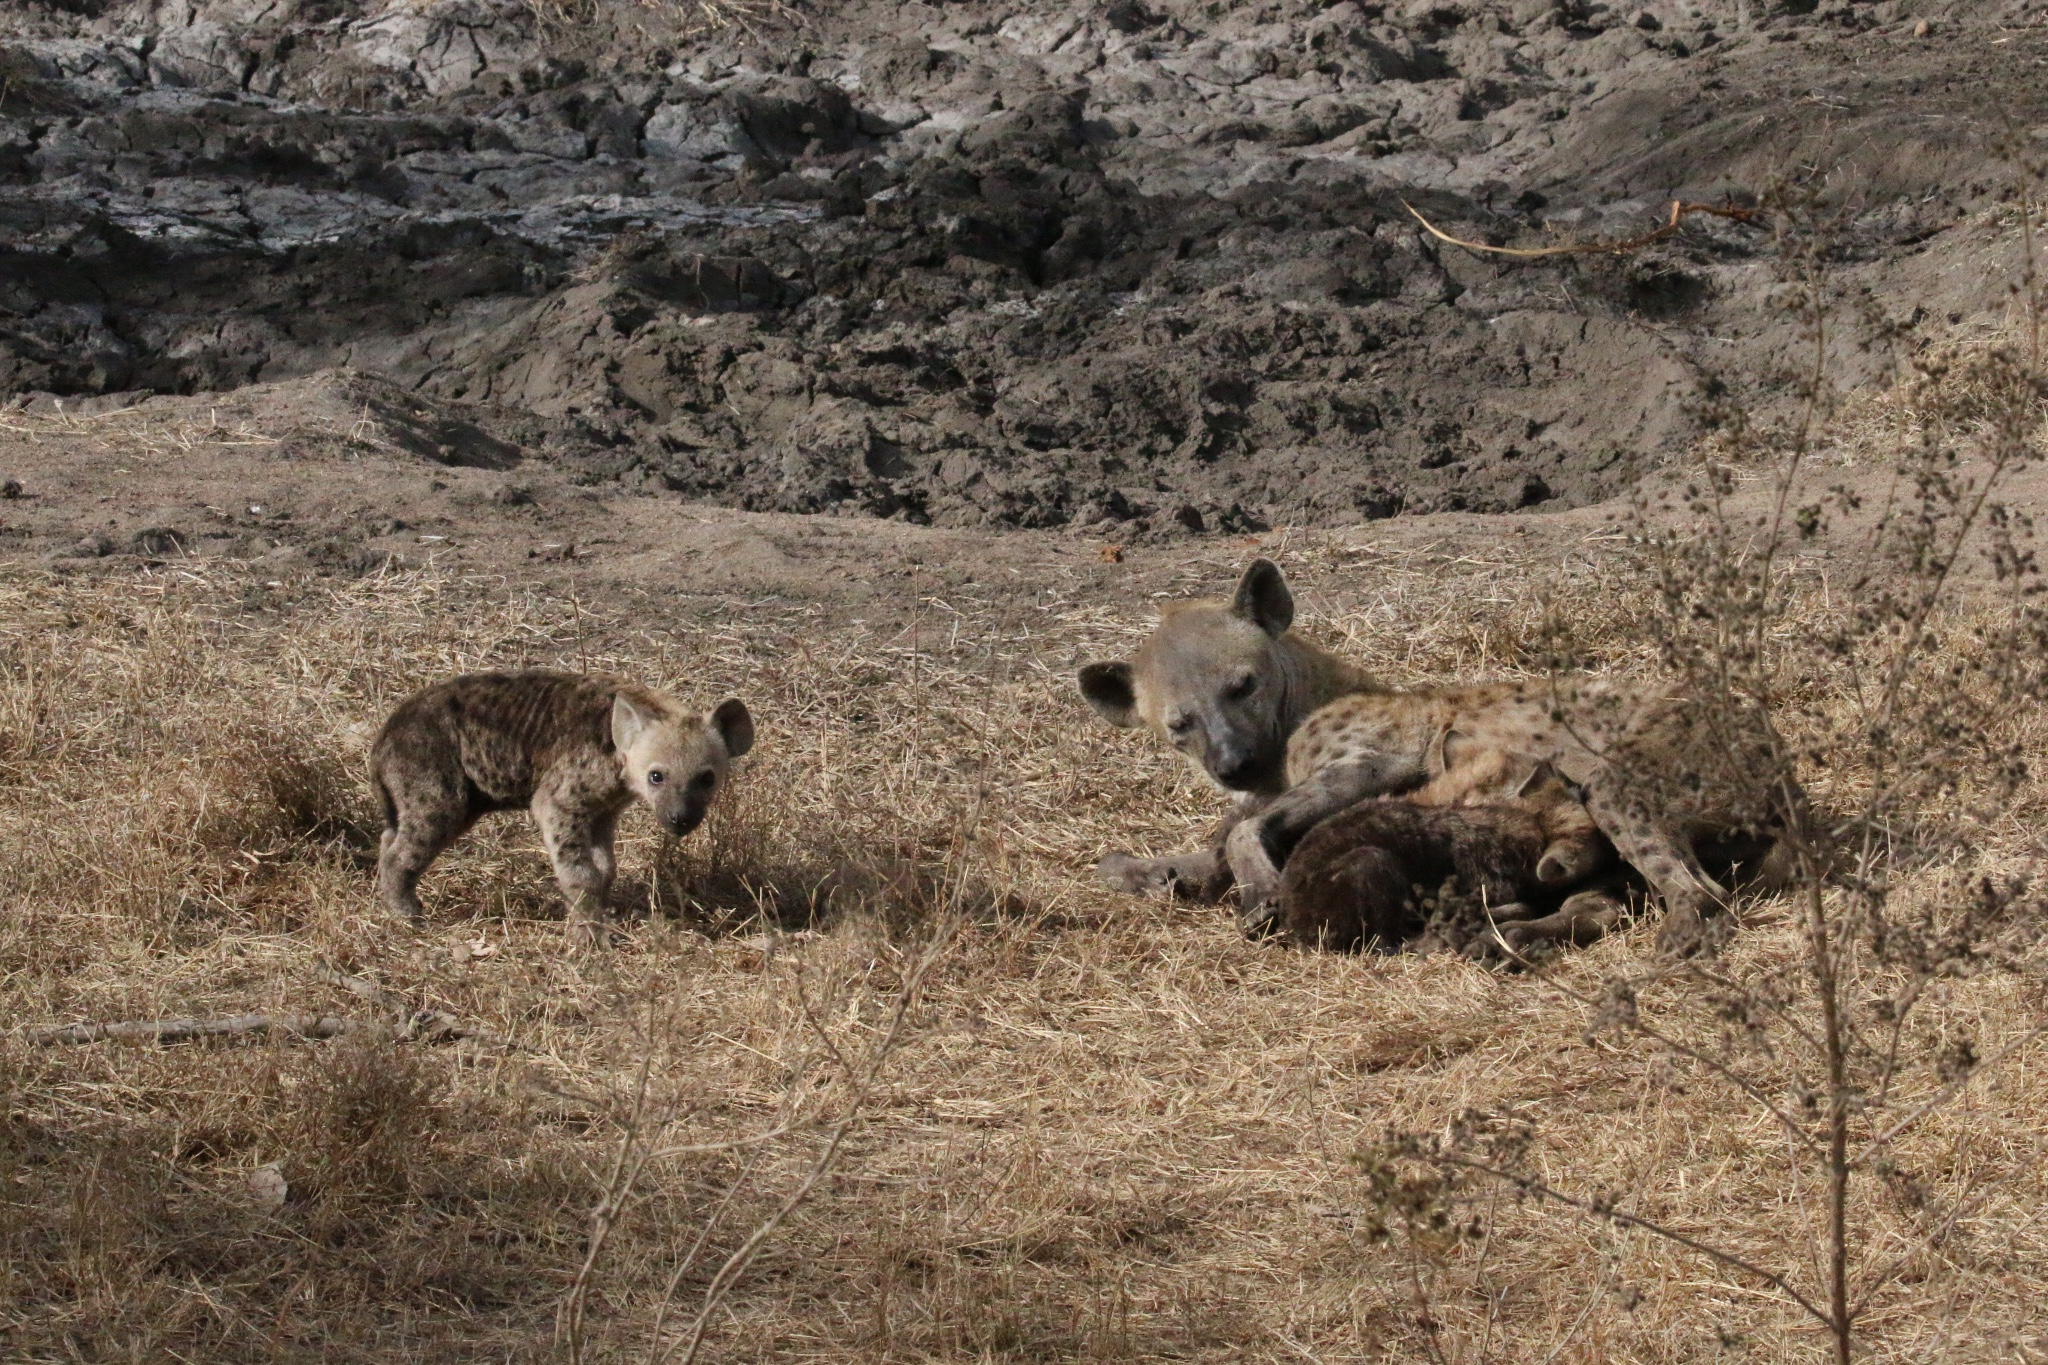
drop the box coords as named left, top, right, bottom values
left=375, top=776, right=476, bottom=925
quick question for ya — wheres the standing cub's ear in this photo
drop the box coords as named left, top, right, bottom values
left=611, top=693, right=656, bottom=752
left=1079, top=661, right=1139, bottom=728
left=1231, top=558, right=1294, bottom=637
left=709, top=698, right=754, bottom=757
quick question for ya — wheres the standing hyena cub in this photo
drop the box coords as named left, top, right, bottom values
left=371, top=670, right=753, bottom=941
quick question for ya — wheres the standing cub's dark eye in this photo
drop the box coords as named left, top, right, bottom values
left=1227, top=675, right=1259, bottom=700
left=647, top=769, right=666, bottom=786
left=691, top=770, right=716, bottom=793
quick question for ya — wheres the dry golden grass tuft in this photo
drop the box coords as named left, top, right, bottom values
left=6, top=340, right=2048, bottom=1360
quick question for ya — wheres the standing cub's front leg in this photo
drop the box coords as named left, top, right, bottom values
left=534, top=795, right=623, bottom=947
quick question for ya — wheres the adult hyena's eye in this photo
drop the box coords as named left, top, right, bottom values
left=1166, top=713, right=1194, bottom=735
left=647, top=768, right=666, bottom=786
left=1226, top=674, right=1258, bottom=701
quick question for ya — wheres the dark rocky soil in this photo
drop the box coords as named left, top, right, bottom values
left=3, top=0, right=2044, bottom=530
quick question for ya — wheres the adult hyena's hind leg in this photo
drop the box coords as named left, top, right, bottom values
left=1579, top=777, right=1730, bottom=956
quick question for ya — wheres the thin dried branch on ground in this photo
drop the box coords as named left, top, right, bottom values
left=662, top=922, right=959, bottom=1365
left=24, top=1014, right=358, bottom=1046
left=1403, top=198, right=1764, bottom=259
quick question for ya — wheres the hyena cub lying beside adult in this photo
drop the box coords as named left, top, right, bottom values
left=1278, top=762, right=1630, bottom=955
left=372, top=670, right=752, bottom=942
left=1079, top=559, right=1805, bottom=955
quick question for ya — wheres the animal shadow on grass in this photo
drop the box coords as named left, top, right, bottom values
left=192, top=729, right=378, bottom=861
left=637, top=773, right=1036, bottom=941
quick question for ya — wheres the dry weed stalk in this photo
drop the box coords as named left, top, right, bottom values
left=1370, top=186, right=2048, bottom=1363
left=520, top=0, right=799, bottom=38
left=1404, top=197, right=1765, bottom=260
left=665, top=920, right=958, bottom=1365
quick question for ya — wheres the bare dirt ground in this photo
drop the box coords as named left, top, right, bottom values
left=4, top=0, right=2045, bottom=528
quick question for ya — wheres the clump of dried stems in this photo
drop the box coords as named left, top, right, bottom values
left=1360, top=170, right=2048, bottom=1364
left=519, top=0, right=800, bottom=39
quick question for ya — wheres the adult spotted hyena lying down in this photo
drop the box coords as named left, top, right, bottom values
left=1081, top=559, right=1807, bottom=953
left=371, top=670, right=753, bottom=941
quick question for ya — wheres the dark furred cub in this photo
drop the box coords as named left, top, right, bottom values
left=1276, top=768, right=1616, bottom=953
left=370, top=670, right=753, bottom=940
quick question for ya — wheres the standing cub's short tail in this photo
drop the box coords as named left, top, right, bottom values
left=372, top=769, right=397, bottom=834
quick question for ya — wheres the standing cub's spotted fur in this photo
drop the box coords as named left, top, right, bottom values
left=1081, top=559, right=1804, bottom=953
left=371, top=670, right=753, bottom=940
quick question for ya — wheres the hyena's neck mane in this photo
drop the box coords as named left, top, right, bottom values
left=1274, top=630, right=1382, bottom=737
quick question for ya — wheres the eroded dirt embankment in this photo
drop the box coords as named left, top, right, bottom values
left=2, top=0, right=2043, bottom=532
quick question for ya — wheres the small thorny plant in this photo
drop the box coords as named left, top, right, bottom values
left=1370, top=167, right=2048, bottom=1363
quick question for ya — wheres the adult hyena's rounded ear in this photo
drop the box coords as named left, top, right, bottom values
left=1514, top=760, right=1564, bottom=800
left=1079, top=661, right=1139, bottom=728
left=1425, top=725, right=1457, bottom=779
left=1231, top=558, right=1294, bottom=637
left=611, top=693, right=655, bottom=752
left=709, top=698, right=754, bottom=758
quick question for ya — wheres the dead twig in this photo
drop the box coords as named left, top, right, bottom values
left=24, top=1014, right=358, bottom=1046
left=1428, top=1151, right=1833, bottom=1327
left=559, top=1046, right=658, bottom=1365
left=665, top=923, right=958, bottom=1365
left=313, top=957, right=524, bottom=1049
left=1403, top=198, right=1765, bottom=259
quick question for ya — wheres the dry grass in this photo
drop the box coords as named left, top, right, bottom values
left=4, top=511, right=2047, bottom=1363
left=6, top=325, right=2048, bottom=1360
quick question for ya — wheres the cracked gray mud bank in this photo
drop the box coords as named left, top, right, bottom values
left=1, top=0, right=2042, bottom=530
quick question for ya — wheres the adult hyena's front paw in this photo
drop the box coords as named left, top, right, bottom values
left=1097, top=852, right=1182, bottom=899
left=1095, top=849, right=1228, bottom=902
